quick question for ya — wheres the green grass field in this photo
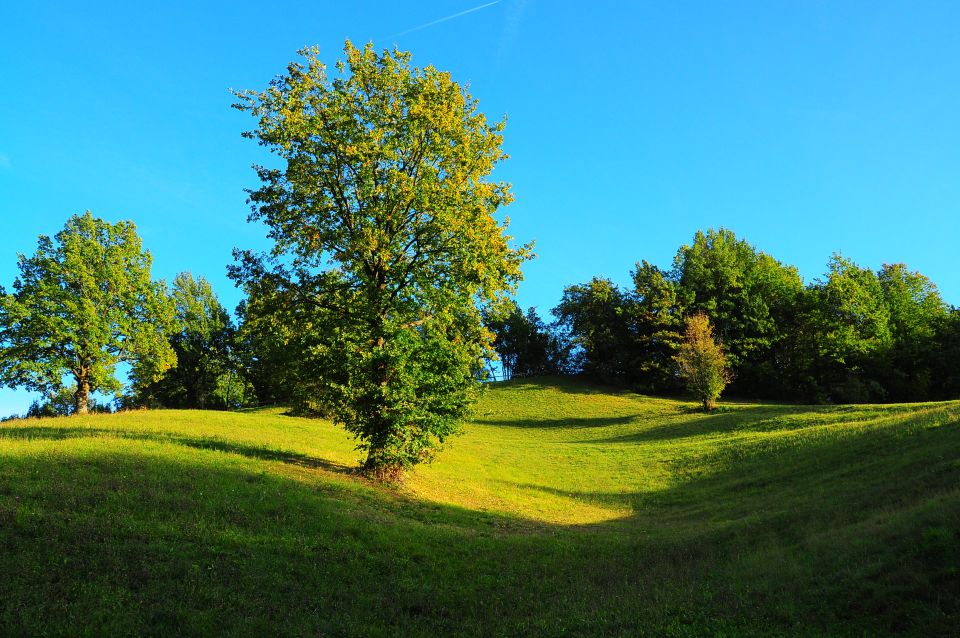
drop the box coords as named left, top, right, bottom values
left=1, top=377, right=958, bottom=636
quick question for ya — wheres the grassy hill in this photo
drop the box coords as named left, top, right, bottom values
left=0, top=378, right=958, bottom=636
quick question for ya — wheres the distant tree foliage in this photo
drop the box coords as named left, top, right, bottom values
left=485, top=301, right=566, bottom=380
left=931, top=309, right=960, bottom=398
left=876, top=263, right=948, bottom=401
left=552, top=278, right=633, bottom=384
left=673, top=228, right=804, bottom=396
left=233, top=267, right=332, bottom=414
left=0, top=212, right=176, bottom=415
left=676, top=313, right=731, bottom=411
left=627, top=260, right=686, bottom=392
left=231, top=41, right=531, bottom=478
left=27, top=385, right=112, bottom=418
left=130, top=272, right=254, bottom=410
left=554, top=227, right=958, bottom=404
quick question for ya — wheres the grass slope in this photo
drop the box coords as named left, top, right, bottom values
left=0, top=378, right=958, bottom=636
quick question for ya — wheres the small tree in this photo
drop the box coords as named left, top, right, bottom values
left=231, top=42, right=531, bottom=479
left=0, top=212, right=176, bottom=414
left=676, top=312, right=731, bottom=412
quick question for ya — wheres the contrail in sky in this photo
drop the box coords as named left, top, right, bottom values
left=395, top=1, right=501, bottom=37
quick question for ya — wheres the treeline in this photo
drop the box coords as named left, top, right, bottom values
left=489, top=228, right=960, bottom=404
left=8, top=219, right=960, bottom=418
left=117, top=227, right=960, bottom=407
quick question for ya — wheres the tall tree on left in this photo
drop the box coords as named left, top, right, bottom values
left=0, top=212, right=177, bottom=414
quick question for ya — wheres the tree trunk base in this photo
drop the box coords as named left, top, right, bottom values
left=361, top=460, right=405, bottom=484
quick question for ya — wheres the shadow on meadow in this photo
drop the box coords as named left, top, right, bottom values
left=0, top=433, right=731, bottom=637
left=0, top=405, right=958, bottom=636
left=0, top=425, right=352, bottom=474
left=472, top=414, right=642, bottom=429
left=582, top=402, right=959, bottom=444
left=580, top=405, right=822, bottom=444
left=503, top=405, right=960, bottom=634
left=489, top=376, right=635, bottom=397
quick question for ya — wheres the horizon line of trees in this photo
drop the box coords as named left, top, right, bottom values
left=490, top=228, right=960, bottom=404
left=5, top=219, right=960, bottom=422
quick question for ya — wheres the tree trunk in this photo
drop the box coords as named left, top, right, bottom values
left=75, top=375, right=90, bottom=415
left=360, top=272, right=403, bottom=480
left=363, top=449, right=404, bottom=483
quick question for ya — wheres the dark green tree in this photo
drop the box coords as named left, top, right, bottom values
left=0, top=212, right=176, bottom=414
left=672, top=228, right=803, bottom=395
left=486, top=301, right=560, bottom=380
left=873, top=263, right=948, bottom=401
left=131, top=272, right=253, bottom=409
left=626, top=260, right=685, bottom=392
left=931, top=308, right=960, bottom=399
left=233, top=266, right=327, bottom=412
left=810, top=254, right=892, bottom=402
left=552, top=278, right=632, bottom=384
left=231, top=42, right=531, bottom=479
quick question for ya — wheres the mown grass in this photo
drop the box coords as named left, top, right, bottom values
left=0, top=377, right=957, bottom=636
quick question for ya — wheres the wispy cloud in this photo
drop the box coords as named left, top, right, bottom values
left=0, top=154, right=10, bottom=170
left=394, top=1, right=500, bottom=37
left=497, top=0, right=529, bottom=66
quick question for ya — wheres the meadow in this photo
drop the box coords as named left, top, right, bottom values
left=0, top=377, right=957, bottom=636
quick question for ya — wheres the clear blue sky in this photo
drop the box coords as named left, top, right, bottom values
left=2, top=1, right=959, bottom=415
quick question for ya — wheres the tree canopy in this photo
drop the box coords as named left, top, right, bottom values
left=551, top=227, right=960, bottom=404
left=673, top=228, right=803, bottom=394
left=231, top=41, right=531, bottom=478
left=485, top=301, right=564, bottom=380
left=0, top=212, right=176, bottom=414
left=130, top=272, right=253, bottom=410
left=552, top=277, right=632, bottom=384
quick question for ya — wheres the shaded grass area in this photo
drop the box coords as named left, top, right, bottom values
left=0, top=378, right=958, bottom=636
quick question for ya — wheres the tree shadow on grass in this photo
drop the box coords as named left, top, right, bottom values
left=472, top=414, right=643, bottom=429
left=577, top=402, right=939, bottom=445
left=0, top=425, right=352, bottom=475
left=497, top=481, right=640, bottom=510
left=0, top=445, right=724, bottom=637
left=501, top=411, right=960, bottom=634
left=579, top=406, right=805, bottom=444
left=488, top=375, right=637, bottom=397
left=475, top=405, right=813, bottom=437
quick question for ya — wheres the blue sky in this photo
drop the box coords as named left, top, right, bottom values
left=2, top=1, right=959, bottom=415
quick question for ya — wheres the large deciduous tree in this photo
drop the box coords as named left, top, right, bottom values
left=0, top=212, right=176, bottom=414
left=672, top=228, right=803, bottom=396
left=231, top=41, right=531, bottom=479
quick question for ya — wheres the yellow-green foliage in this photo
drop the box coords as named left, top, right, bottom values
left=676, top=312, right=731, bottom=411
left=231, top=42, right=532, bottom=474
left=0, top=378, right=958, bottom=636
